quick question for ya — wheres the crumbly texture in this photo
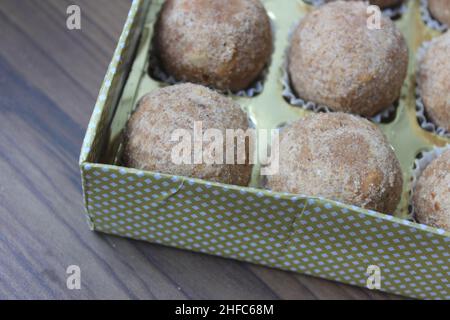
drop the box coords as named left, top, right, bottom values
left=154, top=0, right=272, bottom=92
left=325, top=0, right=404, bottom=9
left=266, top=113, right=403, bottom=214
left=288, top=1, right=408, bottom=117
left=429, top=0, right=450, bottom=26
left=418, top=32, right=450, bottom=132
left=413, top=149, right=450, bottom=231
left=123, top=83, right=252, bottom=186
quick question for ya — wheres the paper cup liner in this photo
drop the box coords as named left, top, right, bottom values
left=415, top=40, right=450, bottom=138
left=420, top=0, right=449, bottom=32
left=382, top=1, right=408, bottom=19
left=149, top=54, right=267, bottom=97
left=303, top=0, right=407, bottom=19
left=281, top=21, right=398, bottom=124
left=409, top=145, right=450, bottom=222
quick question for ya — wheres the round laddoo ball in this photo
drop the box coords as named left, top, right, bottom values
left=325, top=0, right=404, bottom=9
left=123, top=83, right=252, bottom=186
left=418, top=32, right=450, bottom=132
left=428, top=0, right=450, bottom=26
left=288, top=1, right=408, bottom=117
left=154, top=0, right=272, bottom=92
left=265, top=113, right=403, bottom=213
left=413, top=149, right=450, bottom=231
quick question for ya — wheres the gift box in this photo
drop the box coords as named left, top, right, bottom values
left=80, top=0, right=450, bottom=299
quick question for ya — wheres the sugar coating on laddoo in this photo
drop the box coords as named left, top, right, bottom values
left=266, top=113, right=403, bottom=213
left=288, top=1, right=408, bottom=117
left=429, top=0, right=450, bottom=26
left=413, top=149, right=450, bottom=231
left=418, top=32, right=450, bottom=132
left=123, top=83, right=252, bottom=186
left=154, top=0, right=272, bottom=92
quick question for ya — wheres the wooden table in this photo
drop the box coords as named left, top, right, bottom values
left=0, top=0, right=402, bottom=299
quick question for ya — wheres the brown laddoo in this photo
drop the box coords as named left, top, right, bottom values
left=428, top=0, right=450, bottom=26
left=265, top=113, right=403, bottom=213
left=413, top=149, right=450, bottom=231
left=154, top=0, right=272, bottom=92
left=123, top=83, right=252, bottom=186
left=418, top=32, right=450, bottom=132
left=325, top=0, right=404, bottom=9
left=288, top=1, right=408, bottom=117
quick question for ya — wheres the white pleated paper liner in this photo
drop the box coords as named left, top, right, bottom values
left=420, top=0, right=449, bottom=32
left=149, top=53, right=266, bottom=98
left=409, top=144, right=450, bottom=222
left=415, top=40, right=450, bottom=138
left=281, top=70, right=397, bottom=123
left=415, top=89, right=450, bottom=138
left=303, top=0, right=407, bottom=19
left=281, top=21, right=397, bottom=124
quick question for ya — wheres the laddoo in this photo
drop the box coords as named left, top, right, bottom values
left=413, top=149, right=450, bottom=231
left=265, top=112, right=403, bottom=213
left=288, top=1, right=408, bottom=117
left=123, top=83, right=252, bottom=186
left=428, top=0, right=450, bottom=27
left=418, top=32, right=450, bottom=132
left=154, top=0, right=272, bottom=92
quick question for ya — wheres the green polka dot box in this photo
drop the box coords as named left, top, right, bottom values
left=80, top=0, right=450, bottom=300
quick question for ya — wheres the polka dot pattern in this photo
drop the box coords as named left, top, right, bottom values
left=81, top=164, right=450, bottom=300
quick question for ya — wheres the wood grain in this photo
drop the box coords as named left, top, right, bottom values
left=0, top=0, right=403, bottom=300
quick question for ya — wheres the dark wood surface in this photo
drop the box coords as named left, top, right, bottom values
left=0, top=0, right=402, bottom=300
